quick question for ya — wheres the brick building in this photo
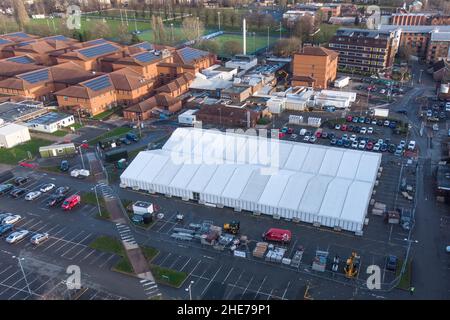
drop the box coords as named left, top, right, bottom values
left=328, top=28, right=400, bottom=74
left=292, top=46, right=338, bottom=88
left=196, top=105, right=259, bottom=128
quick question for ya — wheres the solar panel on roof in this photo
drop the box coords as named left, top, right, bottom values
left=46, top=35, right=69, bottom=41
left=17, top=40, right=36, bottom=47
left=7, top=56, right=34, bottom=64
left=0, top=39, right=12, bottom=45
left=83, top=76, right=112, bottom=91
left=8, top=32, right=30, bottom=38
left=134, top=42, right=153, bottom=50
left=19, top=69, right=49, bottom=84
left=79, top=43, right=118, bottom=58
left=87, top=39, right=107, bottom=46
left=179, top=47, right=208, bottom=64
left=134, top=51, right=159, bottom=63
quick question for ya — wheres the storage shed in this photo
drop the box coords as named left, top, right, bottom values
left=0, top=123, right=31, bottom=148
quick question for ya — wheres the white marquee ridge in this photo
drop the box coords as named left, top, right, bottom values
left=120, top=128, right=382, bottom=233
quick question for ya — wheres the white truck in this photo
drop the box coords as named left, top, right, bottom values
left=373, top=108, right=389, bottom=118
left=70, top=169, right=90, bottom=178
left=334, top=76, right=350, bottom=88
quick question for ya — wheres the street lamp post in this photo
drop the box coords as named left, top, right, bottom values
left=170, top=23, right=174, bottom=42
left=218, top=12, right=221, bottom=31
left=185, top=280, right=194, bottom=300
left=13, top=256, right=32, bottom=295
left=78, top=145, right=85, bottom=169
left=418, top=69, right=423, bottom=84
left=197, top=17, right=200, bottom=40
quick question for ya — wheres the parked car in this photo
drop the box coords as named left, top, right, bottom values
left=346, top=115, right=353, bottom=122
left=54, top=186, right=70, bottom=195
left=30, top=233, right=49, bottom=245
left=9, top=188, right=26, bottom=198
left=6, top=230, right=29, bottom=244
left=337, top=139, right=344, bottom=147
left=328, top=133, right=335, bottom=140
left=358, top=117, right=365, bottom=123
left=344, top=140, right=352, bottom=148
left=367, top=127, right=373, bottom=134
left=350, top=134, right=357, bottom=141
left=348, top=125, right=354, bottom=132
left=341, top=124, right=348, bottom=131
left=126, top=132, right=139, bottom=142
left=399, top=140, right=406, bottom=148
left=0, top=224, right=13, bottom=236
left=303, top=135, right=310, bottom=142
left=25, top=191, right=41, bottom=201
left=46, top=194, right=66, bottom=207
left=396, top=110, right=408, bottom=115
left=40, top=183, right=56, bottom=193
left=373, top=143, right=381, bottom=151
left=0, top=184, right=14, bottom=195
left=330, top=138, right=337, bottom=145
left=352, top=117, right=359, bottom=123
left=14, top=177, right=29, bottom=186
left=321, top=132, right=328, bottom=139
left=386, top=255, right=398, bottom=272
left=383, top=120, right=390, bottom=126
left=62, top=195, right=81, bottom=210
left=309, top=136, right=317, bottom=143
left=380, top=144, right=388, bottom=152
left=0, top=213, right=11, bottom=221
left=360, top=127, right=367, bottom=134
left=351, top=141, right=358, bottom=149
left=334, top=124, right=341, bottom=130
left=365, top=117, right=371, bottom=124
left=132, top=215, right=144, bottom=224
left=389, top=121, right=397, bottom=129
left=371, top=119, right=377, bottom=125
left=395, top=146, right=404, bottom=156
left=358, top=140, right=366, bottom=149
left=408, top=141, right=416, bottom=150
left=60, top=160, right=69, bottom=172
left=354, top=126, right=361, bottom=133
left=366, top=141, right=374, bottom=150
left=2, top=214, right=21, bottom=225
left=426, top=110, right=433, bottom=117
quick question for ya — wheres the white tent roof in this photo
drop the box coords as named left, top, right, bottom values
left=121, top=128, right=381, bottom=232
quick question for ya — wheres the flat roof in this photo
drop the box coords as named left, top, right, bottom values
left=0, top=102, right=47, bottom=122
left=121, top=128, right=382, bottom=233
left=27, top=112, right=73, bottom=126
left=436, top=164, right=450, bottom=191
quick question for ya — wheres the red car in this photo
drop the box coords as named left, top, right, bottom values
left=366, top=141, right=374, bottom=150
left=18, top=162, right=37, bottom=169
left=262, top=228, right=292, bottom=243
left=287, top=128, right=294, bottom=134
left=346, top=115, right=353, bottom=122
left=341, top=124, right=348, bottom=131
left=279, top=132, right=286, bottom=139
left=315, top=130, right=322, bottom=138
left=62, top=195, right=81, bottom=211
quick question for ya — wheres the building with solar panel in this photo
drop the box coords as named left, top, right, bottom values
left=112, top=50, right=171, bottom=80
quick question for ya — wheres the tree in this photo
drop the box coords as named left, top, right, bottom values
left=151, top=15, right=167, bottom=44
left=182, top=16, right=204, bottom=42
left=12, top=0, right=30, bottom=29
left=273, top=37, right=302, bottom=57
left=222, top=40, right=242, bottom=57
left=293, top=15, right=314, bottom=43
left=398, top=46, right=414, bottom=63
left=116, top=23, right=132, bottom=44
left=90, top=20, right=112, bottom=39
left=196, top=40, right=220, bottom=55
left=131, top=33, right=141, bottom=44
left=354, top=15, right=360, bottom=26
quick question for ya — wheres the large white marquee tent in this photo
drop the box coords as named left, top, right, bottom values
left=120, top=128, right=381, bottom=233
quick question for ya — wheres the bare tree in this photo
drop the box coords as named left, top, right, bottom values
left=151, top=15, right=167, bottom=44
left=90, top=20, right=112, bottom=39
left=12, top=0, right=30, bottom=29
left=116, top=23, right=132, bottom=44
left=273, top=37, right=302, bottom=57
left=0, top=14, right=20, bottom=34
left=222, top=40, right=241, bottom=57
left=293, top=15, right=314, bottom=44
left=182, top=16, right=204, bottom=42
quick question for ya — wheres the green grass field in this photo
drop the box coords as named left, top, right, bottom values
left=209, top=33, right=278, bottom=56
left=88, top=127, right=132, bottom=145
left=0, top=139, right=50, bottom=165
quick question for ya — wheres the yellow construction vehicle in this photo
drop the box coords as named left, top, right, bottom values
left=223, top=220, right=240, bottom=234
left=344, top=252, right=361, bottom=278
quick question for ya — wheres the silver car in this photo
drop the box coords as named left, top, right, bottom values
left=6, top=230, right=29, bottom=244
left=30, top=233, right=49, bottom=245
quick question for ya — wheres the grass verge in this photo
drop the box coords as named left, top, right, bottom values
left=396, top=259, right=412, bottom=290
left=150, top=265, right=187, bottom=288
left=81, top=191, right=110, bottom=220
left=88, top=127, right=132, bottom=145
left=91, top=109, right=116, bottom=121
left=0, top=139, right=50, bottom=165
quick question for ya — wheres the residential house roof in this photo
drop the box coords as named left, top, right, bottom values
left=115, top=50, right=163, bottom=67
left=174, top=47, right=212, bottom=65
left=50, top=62, right=100, bottom=85
left=155, top=73, right=195, bottom=94
left=55, top=74, right=115, bottom=99
left=0, top=67, right=52, bottom=90
left=109, top=68, right=151, bottom=91
left=59, top=42, right=123, bottom=61
left=0, top=61, right=44, bottom=78
left=125, top=94, right=179, bottom=113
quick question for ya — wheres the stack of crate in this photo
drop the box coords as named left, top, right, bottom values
left=252, top=242, right=268, bottom=258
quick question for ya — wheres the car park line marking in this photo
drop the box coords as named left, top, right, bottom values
left=0, top=281, right=39, bottom=299
left=43, top=230, right=84, bottom=252
left=221, top=267, right=234, bottom=285
left=0, top=270, right=22, bottom=289
left=0, top=265, right=13, bottom=276
left=266, top=288, right=274, bottom=301
left=158, top=253, right=172, bottom=267
left=67, top=245, right=91, bottom=261
left=98, top=254, right=117, bottom=269
left=17, top=217, right=36, bottom=228
left=53, top=231, right=89, bottom=254
left=61, top=233, right=93, bottom=258
left=89, top=252, right=107, bottom=265
left=89, top=291, right=99, bottom=300
left=156, top=212, right=177, bottom=233
left=224, top=270, right=245, bottom=300
left=26, top=220, right=44, bottom=230
left=179, top=257, right=192, bottom=272
left=281, top=281, right=291, bottom=300
left=201, top=265, right=223, bottom=296
left=240, top=275, right=254, bottom=299
left=254, top=276, right=267, bottom=299
left=7, top=274, right=40, bottom=300
left=187, top=260, right=202, bottom=280
left=168, top=256, right=181, bottom=269
left=81, top=250, right=96, bottom=261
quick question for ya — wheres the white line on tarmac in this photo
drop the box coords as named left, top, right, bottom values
left=179, top=257, right=191, bottom=272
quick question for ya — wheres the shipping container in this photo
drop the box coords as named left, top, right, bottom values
left=104, top=148, right=128, bottom=163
